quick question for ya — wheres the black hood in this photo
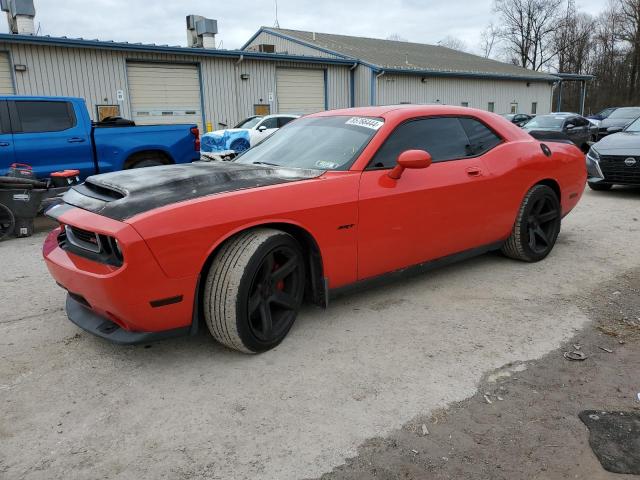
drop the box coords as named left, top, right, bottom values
left=62, top=161, right=323, bottom=221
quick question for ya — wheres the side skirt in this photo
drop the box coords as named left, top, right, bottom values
left=328, top=241, right=505, bottom=302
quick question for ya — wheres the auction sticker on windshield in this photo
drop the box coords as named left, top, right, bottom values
left=345, top=117, right=384, bottom=130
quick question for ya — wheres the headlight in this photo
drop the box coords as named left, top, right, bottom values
left=587, top=148, right=600, bottom=161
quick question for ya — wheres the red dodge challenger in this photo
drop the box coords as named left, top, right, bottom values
left=43, top=105, right=587, bottom=353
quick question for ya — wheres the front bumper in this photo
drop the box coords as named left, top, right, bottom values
left=43, top=212, right=198, bottom=338
left=65, top=294, right=191, bottom=344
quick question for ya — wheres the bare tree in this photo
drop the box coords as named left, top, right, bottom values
left=619, top=0, right=640, bottom=99
left=386, top=33, right=408, bottom=42
left=494, top=0, right=566, bottom=70
left=437, top=35, right=468, bottom=52
left=480, top=23, right=500, bottom=58
left=554, top=0, right=594, bottom=73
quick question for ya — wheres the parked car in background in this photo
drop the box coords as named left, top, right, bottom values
left=522, top=113, right=595, bottom=152
left=597, top=107, right=640, bottom=139
left=0, top=96, right=200, bottom=179
left=501, top=113, right=534, bottom=127
left=588, top=107, right=617, bottom=123
left=43, top=105, right=586, bottom=353
left=202, top=114, right=299, bottom=155
left=586, top=116, right=640, bottom=191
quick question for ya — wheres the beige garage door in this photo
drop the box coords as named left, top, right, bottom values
left=276, top=68, right=325, bottom=114
left=0, top=52, right=14, bottom=95
left=127, top=62, right=202, bottom=128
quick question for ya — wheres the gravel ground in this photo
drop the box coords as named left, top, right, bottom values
left=1, top=186, right=639, bottom=480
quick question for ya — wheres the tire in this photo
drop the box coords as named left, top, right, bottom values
left=203, top=228, right=306, bottom=353
left=588, top=182, right=613, bottom=191
left=0, top=203, right=15, bottom=240
left=230, top=138, right=250, bottom=153
left=501, top=185, right=561, bottom=262
left=127, top=153, right=168, bottom=169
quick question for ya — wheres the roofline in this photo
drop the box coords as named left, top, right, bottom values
left=241, top=27, right=355, bottom=60
left=0, top=33, right=358, bottom=66
left=555, top=73, right=595, bottom=81
left=371, top=66, right=559, bottom=83
left=243, top=29, right=560, bottom=82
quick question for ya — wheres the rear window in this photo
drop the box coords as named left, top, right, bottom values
left=15, top=101, right=76, bottom=133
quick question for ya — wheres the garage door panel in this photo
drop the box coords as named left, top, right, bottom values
left=276, top=68, right=325, bottom=114
left=127, top=62, right=202, bottom=128
left=0, top=52, right=14, bottom=95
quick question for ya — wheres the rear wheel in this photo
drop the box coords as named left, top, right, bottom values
left=203, top=228, right=306, bottom=353
left=588, top=182, right=613, bottom=191
left=501, top=185, right=561, bottom=262
left=127, top=152, right=169, bottom=169
left=0, top=203, right=15, bottom=240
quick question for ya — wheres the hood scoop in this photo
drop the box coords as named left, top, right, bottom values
left=62, top=161, right=322, bottom=221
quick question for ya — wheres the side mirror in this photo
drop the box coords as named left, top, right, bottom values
left=388, top=150, right=432, bottom=179
left=565, top=124, right=575, bottom=130
left=257, top=125, right=268, bottom=132
left=607, top=126, right=623, bottom=134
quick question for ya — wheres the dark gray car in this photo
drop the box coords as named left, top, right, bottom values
left=596, top=106, right=640, bottom=139
left=523, top=114, right=593, bottom=152
left=587, top=117, right=640, bottom=190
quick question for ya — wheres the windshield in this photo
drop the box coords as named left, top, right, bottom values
left=625, top=117, right=640, bottom=132
left=523, top=116, right=564, bottom=129
left=235, top=116, right=383, bottom=170
left=234, top=116, right=263, bottom=129
left=609, top=107, right=640, bottom=120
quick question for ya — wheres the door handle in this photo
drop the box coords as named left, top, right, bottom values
left=466, top=166, right=483, bottom=177
left=67, top=137, right=86, bottom=143
left=0, top=142, right=9, bottom=147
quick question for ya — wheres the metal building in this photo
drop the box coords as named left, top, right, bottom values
left=243, top=28, right=560, bottom=115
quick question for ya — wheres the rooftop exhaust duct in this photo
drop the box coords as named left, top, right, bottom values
left=186, top=15, right=218, bottom=49
left=1, top=0, right=35, bottom=35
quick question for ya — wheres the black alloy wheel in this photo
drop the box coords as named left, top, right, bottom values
left=246, top=246, right=304, bottom=343
left=526, top=195, right=560, bottom=255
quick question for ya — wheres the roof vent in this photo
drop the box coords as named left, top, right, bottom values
left=1, top=0, right=35, bottom=35
left=186, top=15, right=218, bottom=49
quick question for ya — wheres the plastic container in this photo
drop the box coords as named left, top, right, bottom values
left=50, top=170, right=80, bottom=188
left=7, top=163, right=37, bottom=181
left=0, top=188, right=45, bottom=239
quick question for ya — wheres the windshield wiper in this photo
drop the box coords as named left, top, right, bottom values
left=252, top=161, right=280, bottom=167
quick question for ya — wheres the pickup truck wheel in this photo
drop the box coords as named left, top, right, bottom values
left=130, top=158, right=165, bottom=168
left=501, top=185, right=561, bottom=262
left=204, top=228, right=306, bottom=353
left=0, top=203, right=15, bottom=240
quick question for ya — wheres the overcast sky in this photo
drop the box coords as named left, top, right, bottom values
left=1, top=0, right=606, bottom=56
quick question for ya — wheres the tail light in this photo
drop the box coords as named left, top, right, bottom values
left=191, top=127, right=201, bottom=152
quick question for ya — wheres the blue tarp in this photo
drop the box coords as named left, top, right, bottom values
left=201, top=130, right=251, bottom=153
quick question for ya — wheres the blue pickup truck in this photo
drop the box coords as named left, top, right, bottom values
left=0, top=96, right=200, bottom=179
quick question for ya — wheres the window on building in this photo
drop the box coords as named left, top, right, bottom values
left=510, top=103, right=518, bottom=114
left=531, top=102, right=538, bottom=115
left=461, top=102, right=469, bottom=108
left=368, top=117, right=473, bottom=169
left=459, top=118, right=502, bottom=156
left=488, top=102, right=495, bottom=112
left=15, top=101, right=76, bottom=133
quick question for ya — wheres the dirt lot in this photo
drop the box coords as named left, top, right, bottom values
left=1, top=186, right=639, bottom=480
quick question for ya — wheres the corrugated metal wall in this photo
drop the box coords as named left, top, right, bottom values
left=0, top=42, right=352, bottom=128
left=244, top=31, right=340, bottom=59
left=376, top=73, right=553, bottom=114
left=0, top=51, right=14, bottom=94
left=354, top=65, right=372, bottom=107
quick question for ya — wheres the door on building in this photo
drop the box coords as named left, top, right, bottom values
left=357, top=116, right=503, bottom=280
left=276, top=68, right=325, bottom=114
left=127, top=62, right=203, bottom=129
left=8, top=99, right=94, bottom=178
left=0, top=52, right=14, bottom=95
left=0, top=100, right=15, bottom=170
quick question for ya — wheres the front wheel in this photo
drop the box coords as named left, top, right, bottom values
left=203, top=228, right=306, bottom=353
left=501, top=185, right=561, bottom=262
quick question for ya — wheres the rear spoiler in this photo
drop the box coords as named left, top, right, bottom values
left=526, top=130, right=575, bottom=145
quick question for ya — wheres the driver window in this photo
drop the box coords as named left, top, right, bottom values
left=259, top=117, right=278, bottom=129
left=368, top=118, right=469, bottom=169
